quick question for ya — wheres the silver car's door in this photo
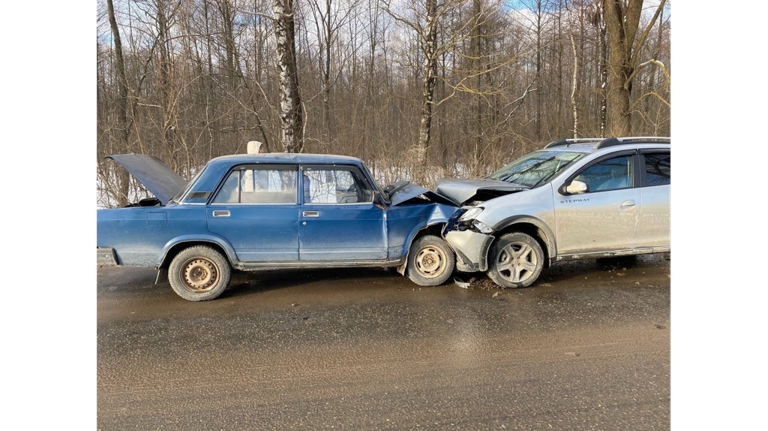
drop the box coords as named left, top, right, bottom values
left=637, top=151, right=671, bottom=249
left=553, top=151, right=640, bottom=255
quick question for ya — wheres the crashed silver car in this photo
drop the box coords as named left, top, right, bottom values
left=440, top=137, right=670, bottom=288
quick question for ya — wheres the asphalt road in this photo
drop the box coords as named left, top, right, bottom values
left=98, top=255, right=670, bottom=430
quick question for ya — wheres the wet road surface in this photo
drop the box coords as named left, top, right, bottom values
left=98, top=255, right=670, bottom=430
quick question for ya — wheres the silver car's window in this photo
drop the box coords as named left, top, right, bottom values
left=644, top=153, right=671, bottom=186
left=303, top=168, right=372, bottom=204
left=574, top=155, right=633, bottom=192
left=489, top=151, right=584, bottom=187
left=212, top=168, right=297, bottom=204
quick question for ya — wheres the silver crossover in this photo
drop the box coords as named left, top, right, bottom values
left=440, top=137, right=670, bottom=288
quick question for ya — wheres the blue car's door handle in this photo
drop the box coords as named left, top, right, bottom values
left=302, top=211, right=320, bottom=218
left=212, top=210, right=230, bottom=218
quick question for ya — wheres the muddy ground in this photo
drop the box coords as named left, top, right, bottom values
left=97, top=255, right=670, bottom=430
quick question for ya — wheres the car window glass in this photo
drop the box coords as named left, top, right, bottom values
left=644, top=153, right=671, bottom=186
left=303, top=168, right=372, bottom=204
left=574, top=155, right=632, bottom=192
left=488, top=151, right=584, bottom=188
left=212, top=168, right=297, bottom=204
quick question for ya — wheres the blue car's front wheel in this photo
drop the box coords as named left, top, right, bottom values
left=406, top=235, right=455, bottom=287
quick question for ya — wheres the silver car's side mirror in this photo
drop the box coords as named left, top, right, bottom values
left=565, top=180, right=588, bottom=195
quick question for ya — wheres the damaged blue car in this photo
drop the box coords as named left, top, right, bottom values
left=97, top=153, right=459, bottom=301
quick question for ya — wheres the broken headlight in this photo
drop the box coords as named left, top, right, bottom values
left=455, top=207, right=494, bottom=234
left=459, top=207, right=484, bottom=221
left=472, top=220, right=494, bottom=234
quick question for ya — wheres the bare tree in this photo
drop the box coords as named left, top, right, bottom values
left=106, top=0, right=131, bottom=206
left=381, top=0, right=500, bottom=168
left=308, top=0, right=358, bottom=142
left=96, top=0, right=670, bottom=206
left=602, top=0, right=666, bottom=136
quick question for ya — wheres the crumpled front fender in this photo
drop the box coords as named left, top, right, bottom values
left=445, top=230, right=494, bottom=272
left=393, top=203, right=459, bottom=275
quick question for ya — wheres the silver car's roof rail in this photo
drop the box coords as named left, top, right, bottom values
left=544, top=136, right=671, bottom=150
left=543, top=138, right=602, bottom=149
left=594, top=136, right=670, bottom=149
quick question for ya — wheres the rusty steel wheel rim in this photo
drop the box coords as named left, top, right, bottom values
left=415, top=246, right=447, bottom=279
left=496, top=242, right=538, bottom=283
left=181, top=257, right=219, bottom=293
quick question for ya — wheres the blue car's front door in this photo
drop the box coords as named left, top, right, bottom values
left=299, top=165, right=387, bottom=261
left=207, top=165, right=299, bottom=262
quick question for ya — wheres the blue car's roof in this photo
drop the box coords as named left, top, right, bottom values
left=177, top=153, right=367, bottom=204
left=207, top=153, right=363, bottom=168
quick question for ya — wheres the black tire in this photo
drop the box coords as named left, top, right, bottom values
left=487, top=232, right=544, bottom=289
left=406, top=235, right=455, bottom=286
left=168, top=245, right=232, bottom=301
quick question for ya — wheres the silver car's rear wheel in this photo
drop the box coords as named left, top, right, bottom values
left=487, top=232, right=544, bottom=289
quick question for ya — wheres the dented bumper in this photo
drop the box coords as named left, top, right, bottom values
left=445, top=230, right=493, bottom=272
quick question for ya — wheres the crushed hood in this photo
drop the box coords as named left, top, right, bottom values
left=107, top=154, right=188, bottom=205
left=387, top=181, right=456, bottom=206
left=435, top=178, right=528, bottom=205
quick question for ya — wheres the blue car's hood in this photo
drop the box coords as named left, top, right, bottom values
left=107, top=154, right=188, bottom=205
left=387, top=182, right=456, bottom=206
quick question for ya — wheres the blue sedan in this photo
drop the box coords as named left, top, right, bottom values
left=97, top=153, right=459, bottom=301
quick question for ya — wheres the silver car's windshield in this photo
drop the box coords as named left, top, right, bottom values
left=488, top=151, right=584, bottom=187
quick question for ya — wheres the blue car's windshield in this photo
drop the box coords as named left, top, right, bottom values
left=488, top=151, right=585, bottom=188
left=171, top=168, right=204, bottom=203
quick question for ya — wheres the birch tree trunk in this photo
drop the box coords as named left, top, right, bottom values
left=568, top=7, right=579, bottom=139
left=274, top=0, right=304, bottom=152
left=416, top=0, right=438, bottom=166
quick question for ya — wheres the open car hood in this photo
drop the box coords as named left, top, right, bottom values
left=107, top=154, right=188, bottom=205
left=388, top=182, right=456, bottom=206
left=435, top=178, right=528, bottom=206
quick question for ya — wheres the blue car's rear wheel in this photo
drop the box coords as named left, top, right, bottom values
left=168, top=245, right=232, bottom=301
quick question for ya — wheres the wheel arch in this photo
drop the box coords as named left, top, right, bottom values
left=158, top=235, right=238, bottom=270
left=396, top=221, right=449, bottom=275
left=493, top=216, right=557, bottom=264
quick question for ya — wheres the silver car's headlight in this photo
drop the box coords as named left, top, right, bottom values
left=473, top=220, right=494, bottom=234
left=459, top=207, right=484, bottom=221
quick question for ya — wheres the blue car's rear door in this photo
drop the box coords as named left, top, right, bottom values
left=299, top=165, right=387, bottom=261
left=207, top=164, right=299, bottom=262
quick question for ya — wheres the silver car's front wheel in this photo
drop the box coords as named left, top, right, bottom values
left=487, top=232, right=544, bottom=289
left=496, top=242, right=538, bottom=283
